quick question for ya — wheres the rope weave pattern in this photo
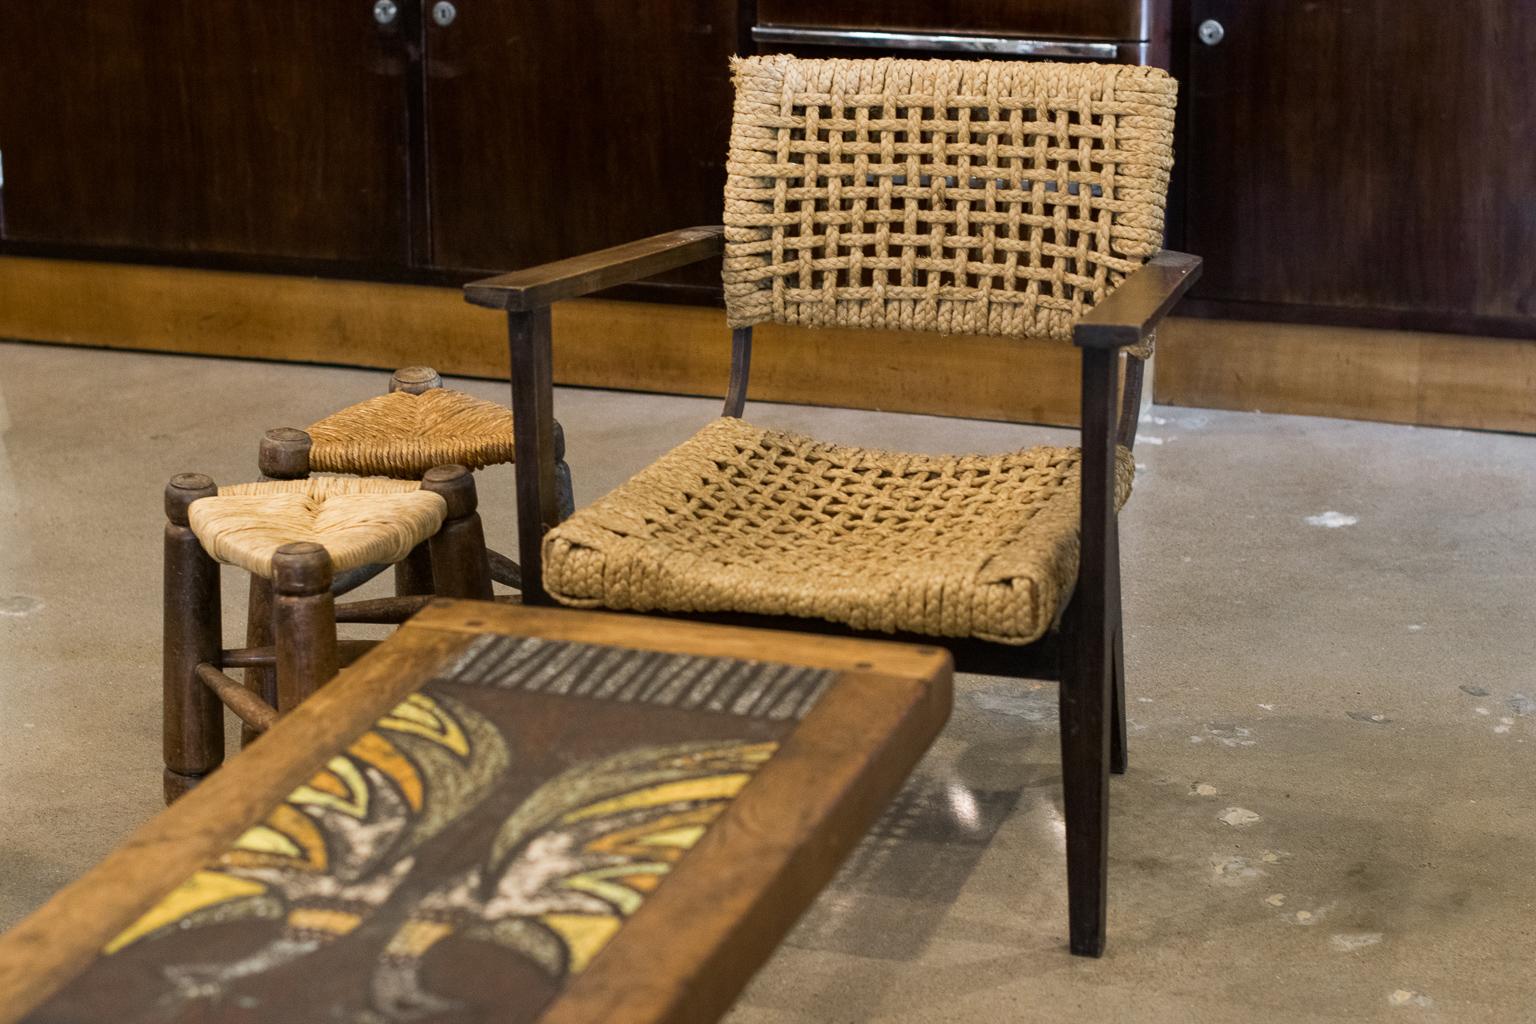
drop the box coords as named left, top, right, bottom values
left=188, top=476, right=448, bottom=579
left=308, top=389, right=515, bottom=478
left=723, top=56, right=1177, bottom=343
left=543, top=418, right=1133, bottom=644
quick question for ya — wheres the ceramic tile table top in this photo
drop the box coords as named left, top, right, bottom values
left=0, top=602, right=953, bottom=1024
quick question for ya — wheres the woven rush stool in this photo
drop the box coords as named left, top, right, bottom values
left=161, top=466, right=493, bottom=803
left=258, top=366, right=574, bottom=596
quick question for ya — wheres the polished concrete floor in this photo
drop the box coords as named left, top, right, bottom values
left=1, top=340, right=1533, bottom=1022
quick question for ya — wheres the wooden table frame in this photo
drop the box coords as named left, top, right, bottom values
left=0, top=602, right=952, bottom=1024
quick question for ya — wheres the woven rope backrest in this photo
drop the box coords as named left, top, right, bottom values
left=723, top=56, right=1177, bottom=342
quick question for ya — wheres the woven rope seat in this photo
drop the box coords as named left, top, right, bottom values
left=306, top=388, right=515, bottom=478
left=187, top=476, right=448, bottom=579
left=542, top=418, right=1133, bottom=644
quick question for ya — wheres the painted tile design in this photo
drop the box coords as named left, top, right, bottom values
left=31, top=638, right=832, bottom=1023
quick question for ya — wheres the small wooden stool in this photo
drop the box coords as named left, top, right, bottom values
left=161, top=466, right=492, bottom=803
left=258, top=365, right=574, bottom=594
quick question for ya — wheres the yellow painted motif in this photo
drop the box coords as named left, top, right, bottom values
left=289, top=755, right=371, bottom=817
left=639, top=825, right=708, bottom=849
left=104, top=871, right=267, bottom=953
left=377, top=693, right=469, bottom=756
left=287, top=908, right=363, bottom=936
left=384, top=919, right=453, bottom=958
left=347, top=731, right=424, bottom=811
left=561, top=774, right=752, bottom=824
left=232, top=824, right=301, bottom=859
left=541, top=914, right=623, bottom=973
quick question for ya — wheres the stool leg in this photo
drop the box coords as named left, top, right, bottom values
left=553, top=420, right=575, bottom=522
left=242, top=575, right=276, bottom=748
left=272, top=543, right=339, bottom=713
left=422, top=465, right=494, bottom=599
left=163, top=474, right=223, bottom=803
left=394, top=543, right=436, bottom=596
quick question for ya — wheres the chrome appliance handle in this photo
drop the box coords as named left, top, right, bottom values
left=749, top=25, right=1121, bottom=60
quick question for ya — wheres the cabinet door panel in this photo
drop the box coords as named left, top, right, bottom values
left=1185, top=0, right=1536, bottom=323
left=0, top=3, right=412, bottom=264
left=424, top=0, right=738, bottom=283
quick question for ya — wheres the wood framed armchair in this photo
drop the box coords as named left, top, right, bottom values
left=467, top=55, right=1200, bottom=956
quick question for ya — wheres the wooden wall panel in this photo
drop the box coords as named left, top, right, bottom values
left=0, top=257, right=1087, bottom=427
left=4, top=259, right=1529, bottom=434
left=1156, top=318, right=1536, bottom=434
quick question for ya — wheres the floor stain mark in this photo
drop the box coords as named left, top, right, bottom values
left=0, top=595, right=43, bottom=617
left=1304, top=511, right=1358, bottom=528
left=1210, top=855, right=1266, bottom=886
left=1331, top=932, right=1383, bottom=952
left=1460, top=684, right=1490, bottom=697
left=1347, top=710, right=1391, bottom=724
left=1219, top=807, right=1262, bottom=827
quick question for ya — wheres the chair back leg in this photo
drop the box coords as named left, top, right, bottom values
left=272, top=543, right=340, bottom=712
left=162, top=474, right=224, bottom=803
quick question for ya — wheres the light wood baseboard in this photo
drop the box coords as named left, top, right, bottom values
left=0, top=256, right=1087, bottom=427
left=1156, top=317, right=1536, bottom=434
left=3, top=256, right=1531, bottom=432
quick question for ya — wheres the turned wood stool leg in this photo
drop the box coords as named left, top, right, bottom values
left=272, top=543, right=339, bottom=713
left=553, top=420, right=575, bottom=522
left=163, top=474, right=223, bottom=804
left=422, top=465, right=494, bottom=599
left=390, top=370, right=446, bottom=595
left=394, top=544, right=436, bottom=597
left=241, top=576, right=277, bottom=748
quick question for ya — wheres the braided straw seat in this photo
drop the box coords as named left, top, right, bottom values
left=542, top=418, right=1133, bottom=644
left=306, top=388, right=515, bottom=478
left=723, top=56, right=1176, bottom=357
left=187, top=476, right=448, bottom=579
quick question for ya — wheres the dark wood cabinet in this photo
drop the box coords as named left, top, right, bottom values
left=1180, top=0, right=1536, bottom=336
left=0, top=3, right=414, bottom=266
left=2, top=1, right=1533, bottom=339
left=424, top=0, right=738, bottom=288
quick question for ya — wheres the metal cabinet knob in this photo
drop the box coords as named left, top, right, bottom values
left=1198, top=18, right=1225, bottom=46
left=372, top=0, right=398, bottom=25
left=431, top=1, right=457, bottom=26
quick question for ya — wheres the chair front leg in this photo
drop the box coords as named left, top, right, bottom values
left=507, top=307, right=561, bottom=605
left=1058, top=345, right=1120, bottom=958
left=1109, top=511, right=1128, bottom=776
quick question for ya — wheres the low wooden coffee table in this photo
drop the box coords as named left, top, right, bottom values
left=0, top=602, right=952, bottom=1024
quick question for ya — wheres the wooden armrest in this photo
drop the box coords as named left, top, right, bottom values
left=1073, top=251, right=1203, bottom=350
left=464, top=225, right=725, bottom=311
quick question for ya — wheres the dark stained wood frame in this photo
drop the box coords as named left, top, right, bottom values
left=466, top=227, right=1201, bottom=955
left=0, top=604, right=952, bottom=1024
